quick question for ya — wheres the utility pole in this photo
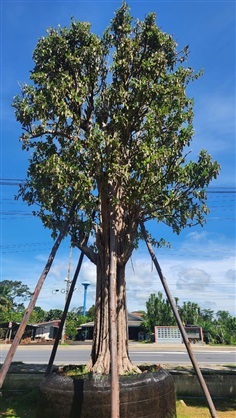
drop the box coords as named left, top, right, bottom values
left=61, top=246, right=72, bottom=344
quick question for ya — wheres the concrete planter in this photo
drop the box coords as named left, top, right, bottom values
left=36, top=367, right=176, bottom=418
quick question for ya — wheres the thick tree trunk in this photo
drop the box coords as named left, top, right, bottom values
left=86, top=181, right=140, bottom=375
left=86, top=237, right=140, bottom=374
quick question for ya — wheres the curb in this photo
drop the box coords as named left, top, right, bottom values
left=2, top=363, right=236, bottom=399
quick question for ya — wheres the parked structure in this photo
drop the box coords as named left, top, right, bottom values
left=33, top=320, right=61, bottom=341
left=155, top=325, right=204, bottom=344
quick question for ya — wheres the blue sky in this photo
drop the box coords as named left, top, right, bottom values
left=0, top=1, right=235, bottom=317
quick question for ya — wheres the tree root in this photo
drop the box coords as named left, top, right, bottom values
left=86, top=357, right=141, bottom=375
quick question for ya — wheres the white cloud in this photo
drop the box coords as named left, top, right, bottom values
left=125, top=228, right=236, bottom=315
left=79, top=261, right=96, bottom=286
left=175, top=268, right=212, bottom=291
left=226, top=269, right=236, bottom=282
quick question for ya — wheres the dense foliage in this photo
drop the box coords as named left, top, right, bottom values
left=13, top=4, right=220, bottom=244
left=0, top=280, right=32, bottom=316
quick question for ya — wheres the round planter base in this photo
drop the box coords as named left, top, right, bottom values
left=36, top=367, right=176, bottom=418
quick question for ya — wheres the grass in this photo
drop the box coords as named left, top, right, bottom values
left=176, top=398, right=236, bottom=417
left=0, top=390, right=38, bottom=418
left=223, top=364, right=236, bottom=369
left=0, top=391, right=235, bottom=418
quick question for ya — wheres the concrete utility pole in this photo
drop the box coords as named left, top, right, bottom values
left=61, top=246, right=73, bottom=344
left=60, top=278, right=71, bottom=343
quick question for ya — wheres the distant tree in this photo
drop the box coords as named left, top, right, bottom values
left=178, top=301, right=201, bottom=325
left=13, top=4, right=219, bottom=373
left=70, top=306, right=84, bottom=316
left=29, top=306, right=46, bottom=323
left=215, top=311, right=236, bottom=345
left=66, top=310, right=87, bottom=339
left=86, top=305, right=96, bottom=322
left=216, top=310, right=231, bottom=322
left=0, top=286, right=12, bottom=314
left=0, top=280, right=32, bottom=314
left=199, top=308, right=214, bottom=323
left=142, top=292, right=176, bottom=333
left=44, top=309, right=63, bottom=321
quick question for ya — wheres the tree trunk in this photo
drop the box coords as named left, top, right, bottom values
left=86, top=182, right=140, bottom=375
left=86, top=240, right=139, bottom=374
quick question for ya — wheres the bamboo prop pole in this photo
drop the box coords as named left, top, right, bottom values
left=109, top=192, right=120, bottom=418
left=45, top=237, right=89, bottom=376
left=0, top=205, right=76, bottom=389
left=109, top=227, right=120, bottom=418
left=140, top=221, right=218, bottom=418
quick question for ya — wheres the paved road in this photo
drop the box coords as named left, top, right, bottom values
left=1, top=343, right=235, bottom=366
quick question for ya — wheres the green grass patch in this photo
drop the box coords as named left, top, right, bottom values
left=0, top=391, right=235, bottom=418
left=222, top=364, right=236, bottom=369
left=176, top=398, right=236, bottom=418
left=0, top=390, right=38, bottom=418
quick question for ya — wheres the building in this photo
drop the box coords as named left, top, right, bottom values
left=33, top=320, right=61, bottom=341
left=155, top=325, right=204, bottom=344
left=0, top=321, right=36, bottom=342
left=80, top=312, right=143, bottom=341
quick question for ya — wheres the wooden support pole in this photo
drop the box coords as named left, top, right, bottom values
left=0, top=205, right=76, bottom=389
left=140, top=221, right=218, bottom=418
left=109, top=229, right=119, bottom=418
left=45, top=238, right=88, bottom=376
left=109, top=185, right=120, bottom=418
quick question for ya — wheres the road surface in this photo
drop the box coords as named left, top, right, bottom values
left=0, top=343, right=235, bottom=367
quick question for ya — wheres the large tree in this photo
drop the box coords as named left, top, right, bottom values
left=13, top=4, right=219, bottom=374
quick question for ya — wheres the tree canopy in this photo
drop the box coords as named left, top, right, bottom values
left=0, top=280, right=32, bottom=314
left=13, top=3, right=220, bottom=374
left=14, top=3, right=219, bottom=246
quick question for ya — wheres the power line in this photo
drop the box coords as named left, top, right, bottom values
left=0, top=179, right=26, bottom=186
left=1, top=178, right=235, bottom=191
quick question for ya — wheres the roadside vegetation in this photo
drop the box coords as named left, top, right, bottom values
left=0, top=391, right=235, bottom=418
left=1, top=280, right=235, bottom=345
left=141, top=292, right=236, bottom=345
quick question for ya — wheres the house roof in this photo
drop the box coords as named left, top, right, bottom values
left=128, top=312, right=143, bottom=321
left=80, top=313, right=143, bottom=329
left=0, top=322, right=36, bottom=330
left=33, top=320, right=61, bottom=327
